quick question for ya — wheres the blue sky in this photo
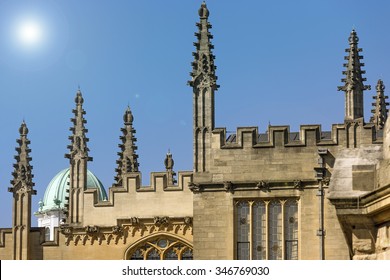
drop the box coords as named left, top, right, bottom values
left=1, top=0, right=390, bottom=228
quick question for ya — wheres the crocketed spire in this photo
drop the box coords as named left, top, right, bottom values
left=370, top=79, right=389, bottom=129
left=65, top=89, right=92, bottom=162
left=114, top=106, right=139, bottom=187
left=188, top=1, right=219, bottom=91
left=64, top=89, right=92, bottom=225
left=338, top=29, right=371, bottom=121
left=9, top=121, right=36, bottom=194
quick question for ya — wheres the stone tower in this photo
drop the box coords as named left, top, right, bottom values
left=370, top=79, right=389, bottom=129
left=64, top=89, right=92, bottom=225
left=188, top=2, right=219, bottom=173
left=338, top=29, right=371, bottom=121
left=113, top=106, right=139, bottom=187
left=8, top=121, right=36, bottom=260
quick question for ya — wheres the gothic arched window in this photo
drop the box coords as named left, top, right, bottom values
left=127, top=236, right=193, bottom=260
left=45, top=227, right=51, bottom=241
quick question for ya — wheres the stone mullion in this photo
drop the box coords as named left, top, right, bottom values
left=281, top=200, right=286, bottom=260
left=249, top=200, right=254, bottom=260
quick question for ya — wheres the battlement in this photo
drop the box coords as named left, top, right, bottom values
left=82, top=170, right=193, bottom=226
left=212, top=122, right=382, bottom=150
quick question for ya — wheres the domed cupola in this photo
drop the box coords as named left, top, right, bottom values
left=34, top=168, right=107, bottom=240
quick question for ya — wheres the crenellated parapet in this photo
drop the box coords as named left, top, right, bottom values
left=212, top=122, right=381, bottom=150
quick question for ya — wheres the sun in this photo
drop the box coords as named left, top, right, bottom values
left=16, top=20, right=43, bottom=46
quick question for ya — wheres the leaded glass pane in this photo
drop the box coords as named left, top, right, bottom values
left=236, top=201, right=250, bottom=259
left=164, top=248, right=178, bottom=260
left=146, top=248, right=160, bottom=260
left=181, top=248, right=193, bottom=260
left=45, top=227, right=51, bottom=241
left=253, top=201, right=266, bottom=260
left=268, top=200, right=282, bottom=260
left=285, top=199, right=298, bottom=260
left=130, top=249, right=144, bottom=260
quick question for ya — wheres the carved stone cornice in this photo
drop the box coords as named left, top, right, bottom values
left=188, top=179, right=318, bottom=193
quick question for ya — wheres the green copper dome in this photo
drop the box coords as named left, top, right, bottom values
left=39, top=168, right=108, bottom=212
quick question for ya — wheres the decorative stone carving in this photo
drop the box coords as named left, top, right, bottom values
left=223, top=181, right=234, bottom=193
left=154, top=216, right=170, bottom=227
left=188, top=183, right=202, bottom=193
left=256, top=181, right=270, bottom=192
left=130, top=217, right=140, bottom=226
left=112, top=226, right=123, bottom=235
left=293, top=180, right=303, bottom=190
left=60, top=226, right=73, bottom=235
left=184, top=217, right=193, bottom=226
left=85, top=225, right=99, bottom=235
left=322, top=177, right=330, bottom=186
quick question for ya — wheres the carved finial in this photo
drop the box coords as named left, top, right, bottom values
left=123, top=106, right=134, bottom=125
left=114, top=106, right=139, bottom=187
left=9, top=121, right=36, bottom=195
left=164, top=150, right=174, bottom=170
left=164, top=150, right=176, bottom=186
left=338, top=29, right=370, bottom=121
left=370, top=79, right=389, bottom=129
left=348, top=29, right=359, bottom=45
left=19, top=120, right=28, bottom=136
left=198, top=1, right=209, bottom=18
left=75, top=89, right=84, bottom=104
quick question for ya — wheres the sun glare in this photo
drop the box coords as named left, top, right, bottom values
left=17, top=20, right=43, bottom=46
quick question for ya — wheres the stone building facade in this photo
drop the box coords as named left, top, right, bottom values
left=1, top=2, right=390, bottom=260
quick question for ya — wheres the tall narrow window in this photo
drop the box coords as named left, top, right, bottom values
left=285, top=199, right=298, bottom=260
left=236, top=201, right=250, bottom=260
left=253, top=201, right=266, bottom=260
left=45, top=227, right=51, bottom=241
left=269, top=200, right=282, bottom=260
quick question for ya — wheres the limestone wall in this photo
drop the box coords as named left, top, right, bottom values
left=82, top=171, right=193, bottom=226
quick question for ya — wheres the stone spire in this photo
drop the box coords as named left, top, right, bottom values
left=65, top=90, right=92, bottom=162
left=114, top=106, right=139, bottom=187
left=188, top=1, right=219, bottom=91
left=189, top=2, right=219, bottom=173
left=338, top=29, right=371, bottom=121
left=370, top=79, right=389, bottom=129
left=8, top=121, right=36, bottom=260
left=9, top=121, right=35, bottom=193
left=164, top=150, right=176, bottom=186
left=64, top=89, right=92, bottom=225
